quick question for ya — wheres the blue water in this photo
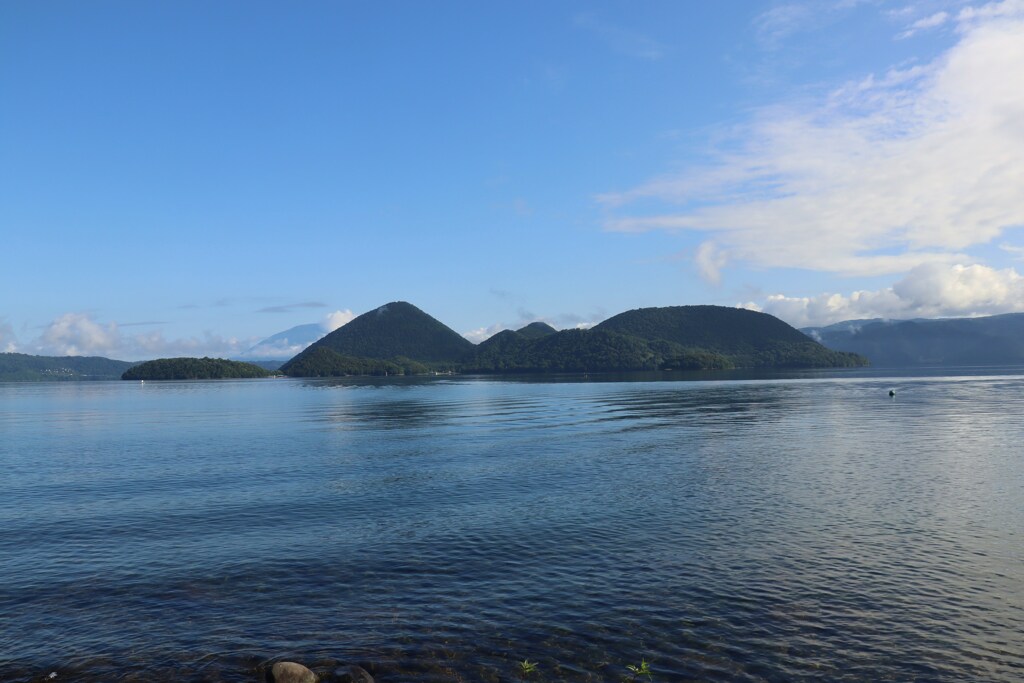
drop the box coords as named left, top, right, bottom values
left=1, top=372, right=1022, bottom=681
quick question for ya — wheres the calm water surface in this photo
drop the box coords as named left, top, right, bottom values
left=1, top=373, right=1022, bottom=681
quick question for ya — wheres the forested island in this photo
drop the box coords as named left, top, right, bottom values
left=280, top=301, right=867, bottom=377
left=122, top=357, right=271, bottom=380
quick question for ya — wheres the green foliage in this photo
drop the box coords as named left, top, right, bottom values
left=515, top=321, right=558, bottom=339
left=595, top=304, right=812, bottom=356
left=121, top=357, right=270, bottom=380
left=279, top=346, right=429, bottom=377
left=0, top=352, right=135, bottom=381
left=625, top=658, right=653, bottom=681
left=464, top=305, right=868, bottom=372
left=747, top=341, right=867, bottom=368
left=465, top=328, right=664, bottom=373
left=464, top=322, right=862, bottom=374
left=659, top=348, right=735, bottom=370
left=517, top=659, right=538, bottom=680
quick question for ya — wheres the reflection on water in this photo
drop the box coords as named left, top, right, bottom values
left=0, top=373, right=1022, bottom=681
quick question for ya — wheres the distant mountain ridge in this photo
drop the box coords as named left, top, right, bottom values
left=282, top=301, right=865, bottom=376
left=802, top=313, right=1024, bottom=367
left=239, top=323, right=328, bottom=360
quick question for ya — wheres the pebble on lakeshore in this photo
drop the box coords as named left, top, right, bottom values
left=270, top=661, right=318, bottom=683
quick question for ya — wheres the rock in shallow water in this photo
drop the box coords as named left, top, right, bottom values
left=270, top=661, right=318, bottom=683
left=333, top=664, right=374, bottom=683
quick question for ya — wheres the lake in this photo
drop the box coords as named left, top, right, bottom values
left=1, top=371, right=1022, bottom=682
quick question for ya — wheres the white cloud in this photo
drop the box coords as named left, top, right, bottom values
left=898, top=10, right=950, bottom=38
left=747, top=262, right=1024, bottom=327
left=28, top=313, right=257, bottom=360
left=886, top=4, right=920, bottom=20
left=323, top=309, right=355, bottom=332
left=754, top=4, right=815, bottom=49
left=695, top=241, right=729, bottom=285
left=36, top=313, right=121, bottom=357
left=999, top=242, right=1024, bottom=259
left=958, top=0, right=1024, bottom=22
left=463, top=323, right=508, bottom=344
left=603, top=3, right=1024, bottom=281
left=752, top=1, right=876, bottom=50
left=126, top=331, right=253, bottom=360
left=917, top=10, right=951, bottom=28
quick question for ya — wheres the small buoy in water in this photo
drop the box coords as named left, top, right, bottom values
left=889, top=389, right=896, bottom=397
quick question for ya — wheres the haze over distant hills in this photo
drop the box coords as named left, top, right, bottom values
left=802, top=313, right=1024, bottom=367
left=238, top=323, right=329, bottom=360
left=280, top=301, right=865, bottom=377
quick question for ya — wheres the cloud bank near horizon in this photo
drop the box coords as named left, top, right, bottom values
left=9, top=313, right=256, bottom=361
left=744, top=262, right=1024, bottom=328
left=5, top=308, right=360, bottom=361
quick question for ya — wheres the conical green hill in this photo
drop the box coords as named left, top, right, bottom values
left=285, top=301, right=474, bottom=367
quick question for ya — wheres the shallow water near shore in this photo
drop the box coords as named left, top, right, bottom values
left=1, top=371, right=1022, bottom=681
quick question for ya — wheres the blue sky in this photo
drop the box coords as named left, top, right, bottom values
left=2, top=0, right=1023, bottom=359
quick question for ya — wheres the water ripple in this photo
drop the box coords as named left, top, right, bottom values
left=1, top=373, right=1022, bottom=681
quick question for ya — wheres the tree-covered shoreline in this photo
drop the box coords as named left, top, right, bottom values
left=0, top=352, right=136, bottom=381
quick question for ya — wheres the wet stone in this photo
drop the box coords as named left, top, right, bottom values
left=332, top=665, right=374, bottom=683
left=270, top=661, right=318, bottom=683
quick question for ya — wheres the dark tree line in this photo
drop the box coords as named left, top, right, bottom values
left=122, top=357, right=270, bottom=380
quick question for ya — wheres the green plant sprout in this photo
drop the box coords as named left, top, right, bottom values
left=518, top=658, right=539, bottom=680
left=625, top=658, right=652, bottom=681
